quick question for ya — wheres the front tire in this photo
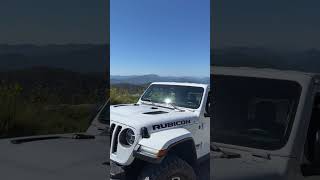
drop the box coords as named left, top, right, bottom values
left=137, top=155, right=197, bottom=180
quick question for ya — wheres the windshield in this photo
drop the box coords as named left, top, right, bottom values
left=211, top=75, right=302, bottom=150
left=141, top=84, right=204, bottom=109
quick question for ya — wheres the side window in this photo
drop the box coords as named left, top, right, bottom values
left=247, top=98, right=291, bottom=138
left=302, top=94, right=320, bottom=176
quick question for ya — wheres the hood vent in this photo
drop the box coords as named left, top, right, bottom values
left=113, top=104, right=128, bottom=107
left=143, top=111, right=168, bottom=115
left=113, top=104, right=139, bottom=108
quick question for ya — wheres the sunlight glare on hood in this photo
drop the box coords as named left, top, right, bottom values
left=164, top=98, right=172, bottom=104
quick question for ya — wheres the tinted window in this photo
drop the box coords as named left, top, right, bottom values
left=211, top=75, right=301, bottom=150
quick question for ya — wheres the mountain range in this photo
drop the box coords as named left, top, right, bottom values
left=0, top=44, right=108, bottom=73
left=111, top=74, right=209, bottom=85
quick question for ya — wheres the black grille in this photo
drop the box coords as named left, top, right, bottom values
left=111, top=124, right=122, bottom=154
left=110, top=123, right=115, bottom=137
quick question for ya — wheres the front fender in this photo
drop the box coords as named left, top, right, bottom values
left=139, top=128, right=193, bottom=150
left=133, top=128, right=194, bottom=163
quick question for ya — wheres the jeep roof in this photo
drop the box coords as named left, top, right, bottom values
left=151, top=82, right=208, bottom=88
left=212, top=66, right=320, bottom=87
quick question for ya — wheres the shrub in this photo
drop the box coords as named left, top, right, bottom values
left=110, top=87, right=141, bottom=104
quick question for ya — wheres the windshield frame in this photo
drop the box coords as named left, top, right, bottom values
left=211, top=75, right=303, bottom=150
left=97, top=101, right=109, bottom=125
left=139, top=84, right=205, bottom=110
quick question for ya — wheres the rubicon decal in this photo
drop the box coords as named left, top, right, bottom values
left=152, top=120, right=192, bottom=130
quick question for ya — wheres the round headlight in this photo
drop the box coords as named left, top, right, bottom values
left=120, top=128, right=135, bottom=146
left=125, top=129, right=135, bottom=145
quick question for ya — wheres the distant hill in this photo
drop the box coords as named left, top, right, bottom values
left=211, top=47, right=320, bottom=73
left=111, top=83, right=147, bottom=94
left=0, top=44, right=108, bottom=73
left=111, top=74, right=209, bottom=85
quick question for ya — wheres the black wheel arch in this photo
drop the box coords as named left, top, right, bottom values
left=165, top=137, right=198, bottom=167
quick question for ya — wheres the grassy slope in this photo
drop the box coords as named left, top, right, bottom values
left=110, top=83, right=147, bottom=105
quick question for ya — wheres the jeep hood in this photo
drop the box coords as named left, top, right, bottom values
left=211, top=151, right=289, bottom=180
left=0, top=134, right=107, bottom=180
left=110, top=104, right=198, bottom=133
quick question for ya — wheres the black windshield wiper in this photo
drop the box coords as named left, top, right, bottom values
left=210, top=143, right=241, bottom=159
left=11, top=133, right=95, bottom=144
left=142, top=99, right=173, bottom=110
left=141, top=98, right=156, bottom=106
left=102, top=161, right=110, bottom=165
left=98, top=127, right=109, bottom=136
left=142, top=98, right=185, bottom=112
left=166, top=103, right=184, bottom=112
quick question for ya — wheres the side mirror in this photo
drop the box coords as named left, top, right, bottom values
left=314, top=130, right=320, bottom=164
left=205, top=98, right=212, bottom=117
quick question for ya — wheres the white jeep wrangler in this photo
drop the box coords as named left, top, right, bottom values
left=211, top=66, right=320, bottom=180
left=110, top=82, right=211, bottom=180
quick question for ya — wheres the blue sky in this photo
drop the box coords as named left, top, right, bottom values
left=110, top=0, right=210, bottom=77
